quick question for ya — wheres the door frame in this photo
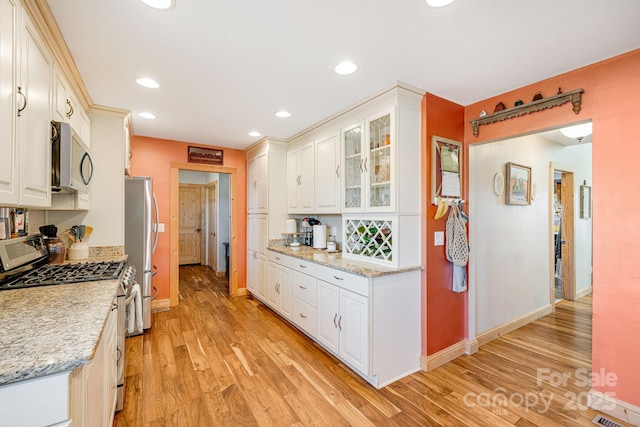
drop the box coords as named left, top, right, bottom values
left=169, top=162, right=239, bottom=304
left=549, top=162, right=576, bottom=309
left=205, top=180, right=218, bottom=273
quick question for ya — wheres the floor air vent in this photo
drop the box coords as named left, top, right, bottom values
left=592, top=414, right=624, bottom=427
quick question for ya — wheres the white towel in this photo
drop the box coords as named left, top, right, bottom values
left=126, top=283, right=143, bottom=334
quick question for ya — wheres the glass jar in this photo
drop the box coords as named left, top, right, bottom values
left=45, top=237, right=67, bottom=264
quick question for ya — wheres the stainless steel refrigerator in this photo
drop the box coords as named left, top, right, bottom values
left=125, top=176, right=159, bottom=334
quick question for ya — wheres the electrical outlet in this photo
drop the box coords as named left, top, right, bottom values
left=156, top=223, right=165, bottom=232
left=434, top=231, right=444, bottom=246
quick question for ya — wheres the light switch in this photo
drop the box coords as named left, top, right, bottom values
left=157, top=223, right=165, bottom=232
left=434, top=231, right=444, bottom=246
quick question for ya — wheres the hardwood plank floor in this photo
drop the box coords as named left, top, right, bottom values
left=114, top=266, right=629, bottom=426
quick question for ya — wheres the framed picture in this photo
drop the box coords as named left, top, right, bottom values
left=188, top=146, right=223, bottom=165
left=431, top=135, right=463, bottom=203
left=505, top=162, right=531, bottom=205
left=580, top=185, right=591, bottom=218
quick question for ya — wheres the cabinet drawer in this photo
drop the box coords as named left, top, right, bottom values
left=292, top=271, right=316, bottom=306
left=317, top=265, right=369, bottom=297
left=292, top=298, right=317, bottom=337
left=267, top=251, right=291, bottom=268
left=291, top=258, right=317, bottom=275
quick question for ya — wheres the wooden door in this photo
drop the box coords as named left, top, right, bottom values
left=560, top=171, right=576, bottom=300
left=179, top=185, right=203, bottom=265
left=207, top=181, right=218, bottom=271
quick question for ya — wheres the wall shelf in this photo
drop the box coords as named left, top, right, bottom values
left=470, top=88, right=584, bottom=137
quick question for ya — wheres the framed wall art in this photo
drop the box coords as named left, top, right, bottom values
left=505, top=162, right=531, bottom=205
left=580, top=184, right=591, bottom=218
left=431, top=135, right=462, bottom=203
left=188, top=146, right=223, bottom=165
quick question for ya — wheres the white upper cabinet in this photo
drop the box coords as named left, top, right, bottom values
left=314, top=133, right=341, bottom=213
left=248, top=148, right=268, bottom=214
left=0, top=0, right=20, bottom=205
left=343, top=109, right=396, bottom=213
left=53, top=67, right=91, bottom=146
left=287, top=141, right=314, bottom=213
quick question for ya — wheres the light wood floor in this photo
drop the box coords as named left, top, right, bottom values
left=114, top=266, right=627, bottom=426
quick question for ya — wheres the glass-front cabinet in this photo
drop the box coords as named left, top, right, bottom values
left=342, top=109, right=395, bottom=213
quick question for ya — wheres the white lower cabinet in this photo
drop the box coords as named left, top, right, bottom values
left=266, top=260, right=292, bottom=319
left=71, top=295, right=118, bottom=427
left=317, top=278, right=369, bottom=375
left=261, top=250, right=421, bottom=388
left=0, top=371, right=71, bottom=427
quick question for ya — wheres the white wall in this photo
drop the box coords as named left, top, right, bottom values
left=469, top=134, right=592, bottom=335
left=217, top=174, right=230, bottom=272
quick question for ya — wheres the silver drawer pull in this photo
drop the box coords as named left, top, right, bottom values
left=299, top=264, right=307, bottom=269
left=299, top=313, right=307, bottom=319
left=299, top=285, right=307, bottom=289
left=333, top=275, right=344, bottom=281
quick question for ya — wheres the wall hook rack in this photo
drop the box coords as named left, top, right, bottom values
left=470, top=88, right=584, bottom=137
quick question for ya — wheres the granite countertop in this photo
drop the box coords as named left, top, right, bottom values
left=0, top=278, right=120, bottom=386
left=267, top=245, right=422, bottom=278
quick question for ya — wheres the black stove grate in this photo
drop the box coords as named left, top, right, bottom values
left=0, top=261, right=126, bottom=290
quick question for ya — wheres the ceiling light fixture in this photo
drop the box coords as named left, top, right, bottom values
left=135, top=77, right=160, bottom=89
left=141, top=0, right=175, bottom=10
left=248, top=131, right=261, bottom=137
left=560, top=122, right=592, bottom=142
left=335, top=61, right=358, bottom=75
left=139, top=112, right=157, bottom=119
left=426, top=0, right=456, bottom=7
left=275, top=110, right=292, bottom=118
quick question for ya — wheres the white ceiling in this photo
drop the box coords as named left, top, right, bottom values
left=46, top=0, right=640, bottom=150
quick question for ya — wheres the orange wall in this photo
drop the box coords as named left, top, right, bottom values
left=422, top=93, right=467, bottom=355
left=464, top=49, right=640, bottom=407
left=129, top=136, right=247, bottom=301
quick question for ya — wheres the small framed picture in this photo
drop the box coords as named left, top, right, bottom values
left=188, top=146, right=223, bottom=165
left=580, top=185, right=591, bottom=218
left=505, top=162, right=531, bottom=205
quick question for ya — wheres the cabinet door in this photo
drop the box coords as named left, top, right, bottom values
left=266, top=262, right=280, bottom=309
left=315, top=134, right=341, bottom=213
left=342, top=122, right=364, bottom=212
left=365, top=110, right=395, bottom=212
left=278, top=267, right=292, bottom=319
left=338, top=289, right=369, bottom=374
left=299, top=142, right=314, bottom=211
left=286, top=150, right=299, bottom=211
left=0, top=0, right=19, bottom=205
left=316, top=281, right=340, bottom=353
left=255, top=151, right=268, bottom=212
left=248, top=156, right=258, bottom=212
left=53, top=68, right=71, bottom=123
left=18, top=14, right=52, bottom=207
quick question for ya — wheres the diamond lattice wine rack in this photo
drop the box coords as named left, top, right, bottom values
left=344, top=218, right=393, bottom=263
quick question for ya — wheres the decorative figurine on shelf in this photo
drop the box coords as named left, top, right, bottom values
left=494, top=102, right=506, bottom=112
left=514, top=100, right=523, bottom=106
left=479, top=110, right=487, bottom=117
left=557, top=87, right=563, bottom=95
left=532, top=91, right=543, bottom=101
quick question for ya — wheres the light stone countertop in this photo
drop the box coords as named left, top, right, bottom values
left=0, top=277, right=121, bottom=386
left=267, top=245, right=422, bottom=277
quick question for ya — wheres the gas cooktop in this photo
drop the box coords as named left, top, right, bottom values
left=0, top=260, right=126, bottom=291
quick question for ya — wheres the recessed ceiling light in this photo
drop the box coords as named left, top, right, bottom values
left=135, top=77, right=160, bottom=89
left=141, top=0, right=175, bottom=10
left=139, top=112, right=156, bottom=119
left=248, top=131, right=261, bottom=137
left=275, top=110, right=292, bottom=118
left=335, top=61, right=358, bottom=75
left=426, top=0, right=455, bottom=7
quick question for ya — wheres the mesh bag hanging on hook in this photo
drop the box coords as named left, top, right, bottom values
left=446, top=202, right=469, bottom=267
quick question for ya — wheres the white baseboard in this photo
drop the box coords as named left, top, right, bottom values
left=476, top=305, right=552, bottom=347
left=152, top=298, right=171, bottom=312
left=575, top=286, right=593, bottom=300
left=421, top=339, right=478, bottom=371
left=589, top=389, right=640, bottom=426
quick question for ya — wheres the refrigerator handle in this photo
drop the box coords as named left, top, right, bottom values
left=152, top=192, right=160, bottom=254
left=151, top=265, right=158, bottom=277
left=151, top=286, right=159, bottom=300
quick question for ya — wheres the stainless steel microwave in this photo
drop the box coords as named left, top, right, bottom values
left=51, top=121, right=93, bottom=193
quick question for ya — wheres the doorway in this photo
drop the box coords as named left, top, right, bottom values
left=169, top=163, right=238, bottom=304
left=551, top=164, right=576, bottom=305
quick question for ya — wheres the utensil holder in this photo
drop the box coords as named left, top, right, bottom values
left=68, top=242, right=89, bottom=260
